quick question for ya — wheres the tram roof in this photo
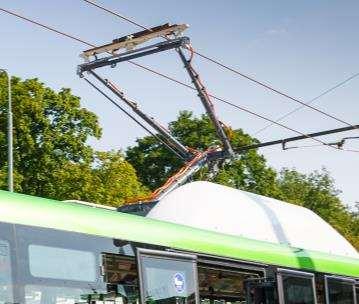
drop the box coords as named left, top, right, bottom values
left=148, top=182, right=358, bottom=258
left=0, top=189, right=358, bottom=278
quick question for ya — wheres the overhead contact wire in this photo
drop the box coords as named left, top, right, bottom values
left=79, top=0, right=356, bottom=128
left=255, top=72, right=359, bottom=135
left=1, top=6, right=358, bottom=152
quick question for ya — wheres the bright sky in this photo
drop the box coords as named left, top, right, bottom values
left=1, top=1, right=358, bottom=207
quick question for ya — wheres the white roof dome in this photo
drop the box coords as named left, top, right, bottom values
left=147, top=181, right=358, bottom=258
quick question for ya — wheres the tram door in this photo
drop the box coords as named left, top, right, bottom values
left=137, top=249, right=199, bottom=304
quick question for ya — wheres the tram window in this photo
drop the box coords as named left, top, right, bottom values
left=17, top=225, right=142, bottom=304
left=102, top=253, right=139, bottom=303
left=28, top=245, right=96, bottom=282
left=0, top=240, right=13, bottom=304
left=326, top=277, right=355, bottom=304
left=24, top=253, right=140, bottom=304
left=279, top=273, right=316, bottom=304
left=245, top=278, right=277, bottom=304
left=139, top=253, right=197, bottom=304
left=24, top=285, right=92, bottom=304
left=198, top=266, right=259, bottom=304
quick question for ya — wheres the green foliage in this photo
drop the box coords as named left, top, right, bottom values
left=0, top=75, right=147, bottom=206
left=49, top=151, right=149, bottom=206
left=0, top=74, right=357, bottom=250
left=0, top=75, right=100, bottom=195
left=126, top=111, right=282, bottom=198
left=349, top=203, right=359, bottom=248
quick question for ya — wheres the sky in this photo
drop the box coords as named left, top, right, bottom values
left=0, top=1, right=358, bottom=207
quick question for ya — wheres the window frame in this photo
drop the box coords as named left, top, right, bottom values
left=136, top=248, right=200, bottom=304
left=15, top=224, right=103, bottom=289
left=0, top=222, right=16, bottom=304
left=324, top=275, right=357, bottom=304
left=277, top=268, right=318, bottom=304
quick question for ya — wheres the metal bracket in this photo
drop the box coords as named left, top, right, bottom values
left=82, top=23, right=188, bottom=58
left=78, top=37, right=190, bottom=75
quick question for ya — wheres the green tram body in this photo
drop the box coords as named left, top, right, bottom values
left=0, top=190, right=358, bottom=304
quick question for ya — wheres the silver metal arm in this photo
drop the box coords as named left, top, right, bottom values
left=89, top=70, right=193, bottom=160
left=177, top=48, right=234, bottom=158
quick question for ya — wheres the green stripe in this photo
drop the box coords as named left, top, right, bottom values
left=0, top=190, right=358, bottom=277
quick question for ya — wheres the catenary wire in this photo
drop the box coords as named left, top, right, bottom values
left=129, top=57, right=359, bottom=152
left=255, top=72, right=359, bottom=135
left=79, top=0, right=356, bottom=128
left=0, top=7, right=315, bottom=139
left=1, top=6, right=358, bottom=153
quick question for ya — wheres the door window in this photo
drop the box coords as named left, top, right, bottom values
left=138, top=249, right=198, bottom=304
left=325, top=277, right=355, bottom=304
left=278, top=270, right=316, bottom=304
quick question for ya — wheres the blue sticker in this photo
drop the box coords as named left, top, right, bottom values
left=173, top=273, right=185, bottom=293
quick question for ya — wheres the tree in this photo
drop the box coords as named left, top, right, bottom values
left=0, top=75, right=147, bottom=205
left=349, top=203, right=359, bottom=248
left=0, top=75, right=100, bottom=195
left=126, top=110, right=282, bottom=198
left=49, top=151, right=149, bottom=206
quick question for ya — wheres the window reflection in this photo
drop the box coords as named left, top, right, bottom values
left=102, top=253, right=139, bottom=304
left=140, top=256, right=197, bottom=304
left=327, top=278, right=355, bottom=304
left=29, top=245, right=96, bottom=282
left=281, top=275, right=315, bottom=304
left=25, top=285, right=92, bottom=304
left=198, top=266, right=258, bottom=304
left=17, top=225, right=141, bottom=304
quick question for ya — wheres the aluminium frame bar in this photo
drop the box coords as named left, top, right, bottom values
left=177, top=48, right=235, bottom=158
left=78, top=37, right=189, bottom=74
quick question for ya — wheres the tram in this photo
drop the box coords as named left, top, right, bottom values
left=0, top=181, right=358, bottom=304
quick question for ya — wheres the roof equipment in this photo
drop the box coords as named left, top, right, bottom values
left=78, top=23, right=234, bottom=203
left=78, top=23, right=359, bottom=205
